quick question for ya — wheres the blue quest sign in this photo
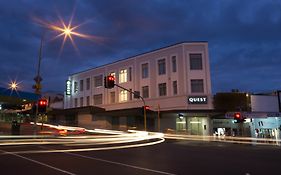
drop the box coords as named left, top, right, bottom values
left=188, top=96, right=208, bottom=104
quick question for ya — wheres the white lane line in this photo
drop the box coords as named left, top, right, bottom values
left=0, top=150, right=76, bottom=175
left=67, top=152, right=177, bottom=175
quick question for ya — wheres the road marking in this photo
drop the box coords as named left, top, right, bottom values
left=67, top=152, right=177, bottom=175
left=0, top=149, right=76, bottom=175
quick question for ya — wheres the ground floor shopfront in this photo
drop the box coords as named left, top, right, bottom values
left=49, top=107, right=216, bottom=135
left=212, top=113, right=281, bottom=139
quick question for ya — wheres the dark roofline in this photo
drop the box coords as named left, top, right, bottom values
left=70, top=41, right=208, bottom=76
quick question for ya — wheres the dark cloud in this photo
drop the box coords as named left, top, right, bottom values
left=0, top=0, right=280, bottom=94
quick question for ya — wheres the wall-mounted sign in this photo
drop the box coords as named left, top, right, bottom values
left=188, top=96, right=208, bottom=104
left=66, top=80, right=72, bottom=96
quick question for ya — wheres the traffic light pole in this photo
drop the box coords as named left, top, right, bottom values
left=114, top=84, right=147, bottom=131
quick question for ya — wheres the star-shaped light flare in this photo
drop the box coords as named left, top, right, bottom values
left=33, top=14, right=105, bottom=54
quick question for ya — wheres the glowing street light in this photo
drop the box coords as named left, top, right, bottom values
left=8, top=80, right=20, bottom=91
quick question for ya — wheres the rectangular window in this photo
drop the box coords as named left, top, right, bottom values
left=80, top=97, right=83, bottom=107
left=74, top=82, right=78, bottom=93
left=142, top=86, right=149, bottom=98
left=86, top=96, right=90, bottom=106
left=80, top=80, right=84, bottom=91
left=74, top=98, right=78, bottom=107
left=129, top=88, right=133, bottom=100
left=86, top=78, right=90, bottom=90
left=158, top=59, right=166, bottom=75
left=94, top=75, right=103, bottom=87
left=191, top=79, right=204, bottom=93
left=93, top=94, right=103, bottom=105
left=190, top=54, right=203, bottom=70
left=173, top=81, right=178, bottom=95
left=110, top=92, right=115, bottom=104
left=158, top=83, right=167, bottom=96
left=172, top=56, right=177, bottom=72
left=128, top=67, right=132, bottom=81
left=141, top=63, right=149, bottom=78
left=119, top=90, right=128, bottom=102
left=119, top=69, right=127, bottom=83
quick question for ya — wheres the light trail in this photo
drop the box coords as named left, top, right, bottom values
left=0, top=124, right=165, bottom=154
left=164, top=134, right=281, bottom=146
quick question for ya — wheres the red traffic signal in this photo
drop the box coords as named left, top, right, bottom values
left=38, top=99, right=47, bottom=114
left=234, top=112, right=241, bottom=119
left=104, top=75, right=115, bottom=89
left=144, top=105, right=150, bottom=110
left=234, top=112, right=245, bottom=123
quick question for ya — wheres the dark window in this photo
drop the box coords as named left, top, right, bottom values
left=74, top=98, right=78, bottom=107
left=94, top=75, right=103, bottom=87
left=172, top=56, right=177, bottom=72
left=142, top=86, right=149, bottom=98
left=191, top=79, right=204, bottom=93
left=142, top=63, right=149, bottom=78
left=74, top=82, right=78, bottom=93
left=93, top=94, right=103, bottom=105
left=80, top=80, right=84, bottom=91
left=110, top=92, right=115, bottom=103
left=129, top=67, right=132, bottom=81
left=158, top=83, right=167, bottom=96
left=158, top=59, right=166, bottom=75
left=86, top=96, right=90, bottom=106
left=80, top=97, right=83, bottom=107
left=190, top=54, right=203, bottom=70
left=86, top=78, right=90, bottom=90
left=173, top=81, right=178, bottom=95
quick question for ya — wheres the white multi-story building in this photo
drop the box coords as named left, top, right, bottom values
left=63, top=42, right=213, bottom=134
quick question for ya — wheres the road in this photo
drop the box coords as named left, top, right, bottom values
left=1, top=138, right=281, bottom=175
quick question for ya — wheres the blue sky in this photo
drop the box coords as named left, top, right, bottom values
left=0, top=0, right=280, bottom=93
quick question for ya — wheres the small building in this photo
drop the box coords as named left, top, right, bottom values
left=212, top=91, right=281, bottom=138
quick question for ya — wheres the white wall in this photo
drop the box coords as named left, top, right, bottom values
left=251, top=95, right=279, bottom=112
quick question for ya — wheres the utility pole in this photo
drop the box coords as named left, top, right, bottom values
left=32, top=36, right=44, bottom=134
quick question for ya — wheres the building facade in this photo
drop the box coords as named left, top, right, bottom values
left=213, top=92, right=281, bottom=139
left=64, top=42, right=213, bottom=134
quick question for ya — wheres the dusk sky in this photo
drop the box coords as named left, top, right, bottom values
left=0, top=0, right=280, bottom=94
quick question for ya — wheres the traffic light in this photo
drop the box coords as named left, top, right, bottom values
left=38, top=99, right=47, bottom=114
left=141, top=105, right=150, bottom=114
left=104, top=75, right=115, bottom=89
left=233, top=112, right=245, bottom=123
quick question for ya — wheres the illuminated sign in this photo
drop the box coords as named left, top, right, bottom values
left=66, top=80, right=72, bottom=95
left=188, top=96, right=208, bottom=104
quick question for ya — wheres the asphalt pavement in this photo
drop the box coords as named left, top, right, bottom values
left=1, top=139, right=281, bottom=175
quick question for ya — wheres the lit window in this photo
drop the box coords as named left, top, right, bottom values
left=119, top=69, right=127, bottom=83
left=119, top=90, right=128, bottom=102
